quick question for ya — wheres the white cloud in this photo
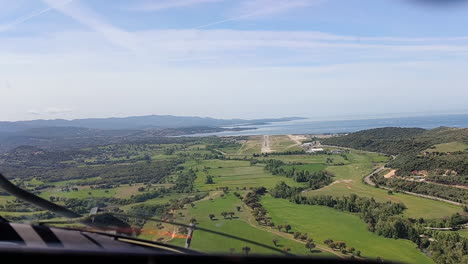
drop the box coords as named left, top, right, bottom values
left=130, top=0, right=223, bottom=12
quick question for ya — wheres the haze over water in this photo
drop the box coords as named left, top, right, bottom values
left=194, top=114, right=468, bottom=136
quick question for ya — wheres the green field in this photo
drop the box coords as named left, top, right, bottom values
left=424, top=141, right=468, bottom=153
left=269, top=136, right=302, bottom=152
left=193, top=160, right=303, bottom=191
left=305, top=156, right=462, bottom=219
left=166, top=193, right=336, bottom=257
left=1, top=134, right=464, bottom=263
left=280, top=163, right=327, bottom=173
left=262, top=196, right=433, bottom=264
left=236, top=136, right=263, bottom=155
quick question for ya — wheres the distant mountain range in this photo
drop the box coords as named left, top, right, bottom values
left=0, top=115, right=304, bottom=132
left=0, top=115, right=304, bottom=152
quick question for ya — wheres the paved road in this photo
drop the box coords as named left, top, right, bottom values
left=261, top=135, right=272, bottom=153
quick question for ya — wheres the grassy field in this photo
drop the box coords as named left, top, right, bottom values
left=269, top=136, right=302, bottom=152
left=193, top=160, right=303, bottom=191
left=1, top=134, right=463, bottom=262
left=305, top=154, right=462, bottom=219
left=37, top=183, right=166, bottom=199
left=457, top=230, right=468, bottom=239
left=424, top=141, right=468, bottom=153
left=166, top=193, right=336, bottom=257
left=280, top=163, right=327, bottom=173
left=236, top=136, right=263, bottom=155
left=259, top=154, right=349, bottom=164
left=262, top=195, right=433, bottom=264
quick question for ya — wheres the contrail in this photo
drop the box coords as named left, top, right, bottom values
left=192, top=1, right=313, bottom=29
left=193, top=10, right=265, bottom=29
left=0, top=0, right=74, bottom=32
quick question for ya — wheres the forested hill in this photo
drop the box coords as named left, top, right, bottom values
left=323, top=126, right=468, bottom=187
left=321, top=127, right=427, bottom=155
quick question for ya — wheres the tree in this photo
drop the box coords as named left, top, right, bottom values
left=294, top=232, right=301, bottom=239
left=356, top=250, right=361, bottom=257
left=272, top=239, right=278, bottom=247
left=324, top=239, right=333, bottom=246
left=242, top=246, right=251, bottom=255
left=349, top=247, right=356, bottom=255
left=284, top=224, right=292, bottom=233
left=277, top=225, right=284, bottom=232
left=236, top=206, right=241, bottom=212
left=205, top=175, right=214, bottom=184
left=221, top=212, right=228, bottom=219
left=209, top=214, right=215, bottom=220
left=300, top=233, right=308, bottom=241
left=189, top=218, right=197, bottom=224
left=228, top=212, right=235, bottom=219
left=335, top=242, right=346, bottom=250
left=305, top=241, right=316, bottom=252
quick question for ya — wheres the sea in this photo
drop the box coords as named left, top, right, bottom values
left=190, top=114, right=468, bottom=137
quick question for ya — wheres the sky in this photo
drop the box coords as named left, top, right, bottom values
left=1, top=0, right=468, bottom=121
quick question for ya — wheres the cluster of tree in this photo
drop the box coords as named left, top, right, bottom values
left=2, top=158, right=183, bottom=185
left=64, top=197, right=126, bottom=214
left=275, top=183, right=468, bottom=263
left=205, top=175, right=214, bottom=184
left=127, top=188, right=171, bottom=203
left=220, top=211, right=236, bottom=219
left=389, top=152, right=468, bottom=176
left=270, top=181, right=302, bottom=198
left=323, top=239, right=360, bottom=256
left=173, top=169, right=197, bottom=193
left=372, top=173, right=468, bottom=204
left=423, top=212, right=468, bottom=229
left=321, top=127, right=428, bottom=155
left=175, top=152, right=223, bottom=160
left=323, top=127, right=468, bottom=188
left=282, top=188, right=414, bottom=243
left=426, top=175, right=468, bottom=186
left=0, top=200, right=43, bottom=212
left=4, top=211, right=56, bottom=222
left=127, top=204, right=166, bottom=218
left=427, top=232, right=468, bottom=264
left=265, top=160, right=333, bottom=189
left=242, top=187, right=276, bottom=227
left=293, top=231, right=309, bottom=241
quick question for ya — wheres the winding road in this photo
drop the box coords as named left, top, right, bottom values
left=363, top=166, right=465, bottom=206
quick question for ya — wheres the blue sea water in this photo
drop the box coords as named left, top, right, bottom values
left=192, top=114, right=468, bottom=136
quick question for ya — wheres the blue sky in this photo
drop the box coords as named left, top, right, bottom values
left=1, top=0, right=468, bottom=121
